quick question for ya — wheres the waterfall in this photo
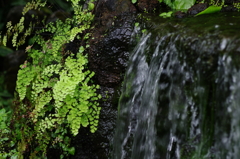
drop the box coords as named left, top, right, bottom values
left=112, top=13, right=240, bottom=159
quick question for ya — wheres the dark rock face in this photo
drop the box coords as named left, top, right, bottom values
left=137, top=0, right=160, bottom=12
left=90, top=0, right=136, bottom=87
left=187, top=3, right=208, bottom=15
left=3, top=50, right=26, bottom=94
left=72, top=0, right=136, bottom=158
left=222, top=5, right=239, bottom=12
left=174, top=11, right=187, bottom=18
left=225, top=0, right=240, bottom=4
left=89, top=14, right=134, bottom=87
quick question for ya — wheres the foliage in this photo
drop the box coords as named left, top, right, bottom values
left=130, top=0, right=240, bottom=17
left=130, top=0, right=196, bottom=10
left=195, top=0, right=227, bottom=16
left=195, top=5, right=222, bottom=16
left=207, top=0, right=224, bottom=6
left=157, top=0, right=240, bottom=17
left=0, top=0, right=101, bottom=158
left=131, top=0, right=137, bottom=4
left=2, top=0, right=45, bottom=48
left=159, top=0, right=196, bottom=10
left=159, top=11, right=173, bottom=18
left=234, top=2, right=240, bottom=10
left=157, top=0, right=196, bottom=18
left=0, top=108, right=17, bottom=158
left=0, top=73, right=16, bottom=157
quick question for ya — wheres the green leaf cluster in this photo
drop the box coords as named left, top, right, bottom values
left=0, top=0, right=101, bottom=158
left=234, top=2, right=240, bottom=11
left=159, top=11, right=173, bottom=18
left=0, top=108, right=18, bottom=158
left=2, top=0, right=45, bottom=48
left=159, top=0, right=196, bottom=10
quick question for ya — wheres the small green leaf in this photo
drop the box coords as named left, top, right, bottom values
left=67, top=147, right=75, bottom=155
left=135, top=22, right=139, bottom=27
left=88, top=2, right=94, bottom=11
left=159, top=11, right=173, bottom=18
left=81, top=115, right=89, bottom=127
left=132, top=0, right=137, bottom=4
left=79, top=46, right=85, bottom=53
left=195, top=6, right=222, bottom=16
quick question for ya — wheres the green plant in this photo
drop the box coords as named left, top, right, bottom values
left=2, top=0, right=46, bottom=48
left=208, top=0, right=224, bottom=6
left=0, top=75, right=16, bottom=157
left=159, top=11, right=173, bottom=18
left=0, top=108, right=18, bottom=158
left=0, top=0, right=101, bottom=158
left=234, top=2, right=240, bottom=10
left=157, top=0, right=196, bottom=18
left=194, top=0, right=227, bottom=16
left=195, top=5, right=222, bottom=16
left=159, top=0, right=196, bottom=10
left=132, top=0, right=137, bottom=4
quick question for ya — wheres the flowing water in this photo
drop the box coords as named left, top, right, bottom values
left=112, top=13, right=240, bottom=159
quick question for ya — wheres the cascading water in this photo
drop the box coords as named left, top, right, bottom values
left=112, top=12, right=240, bottom=159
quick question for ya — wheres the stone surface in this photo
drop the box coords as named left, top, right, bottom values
left=187, top=3, right=208, bottom=15
left=222, top=5, right=239, bottom=12
left=137, top=0, right=160, bottom=12
left=89, top=0, right=136, bottom=87
left=174, top=11, right=187, bottom=18
left=3, top=50, right=26, bottom=94
left=71, top=0, right=137, bottom=158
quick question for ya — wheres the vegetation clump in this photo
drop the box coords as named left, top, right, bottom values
left=131, top=0, right=240, bottom=17
left=0, top=0, right=101, bottom=158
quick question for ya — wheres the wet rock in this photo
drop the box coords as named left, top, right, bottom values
left=221, top=5, right=238, bottom=12
left=137, top=0, right=160, bottom=12
left=95, top=0, right=136, bottom=17
left=46, top=10, right=71, bottom=23
left=90, top=0, right=136, bottom=87
left=89, top=14, right=134, bottom=87
left=3, top=50, right=26, bottom=94
left=94, top=0, right=136, bottom=29
left=225, top=0, right=240, bottom=5
left=174, top=11, right=187, bottom=18
left=187, top=3, right=208, bottom=15
left=71, top=0, right=137, bottom=158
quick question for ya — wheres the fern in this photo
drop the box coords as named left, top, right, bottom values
left=0, top=0, right=101, bottom=157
